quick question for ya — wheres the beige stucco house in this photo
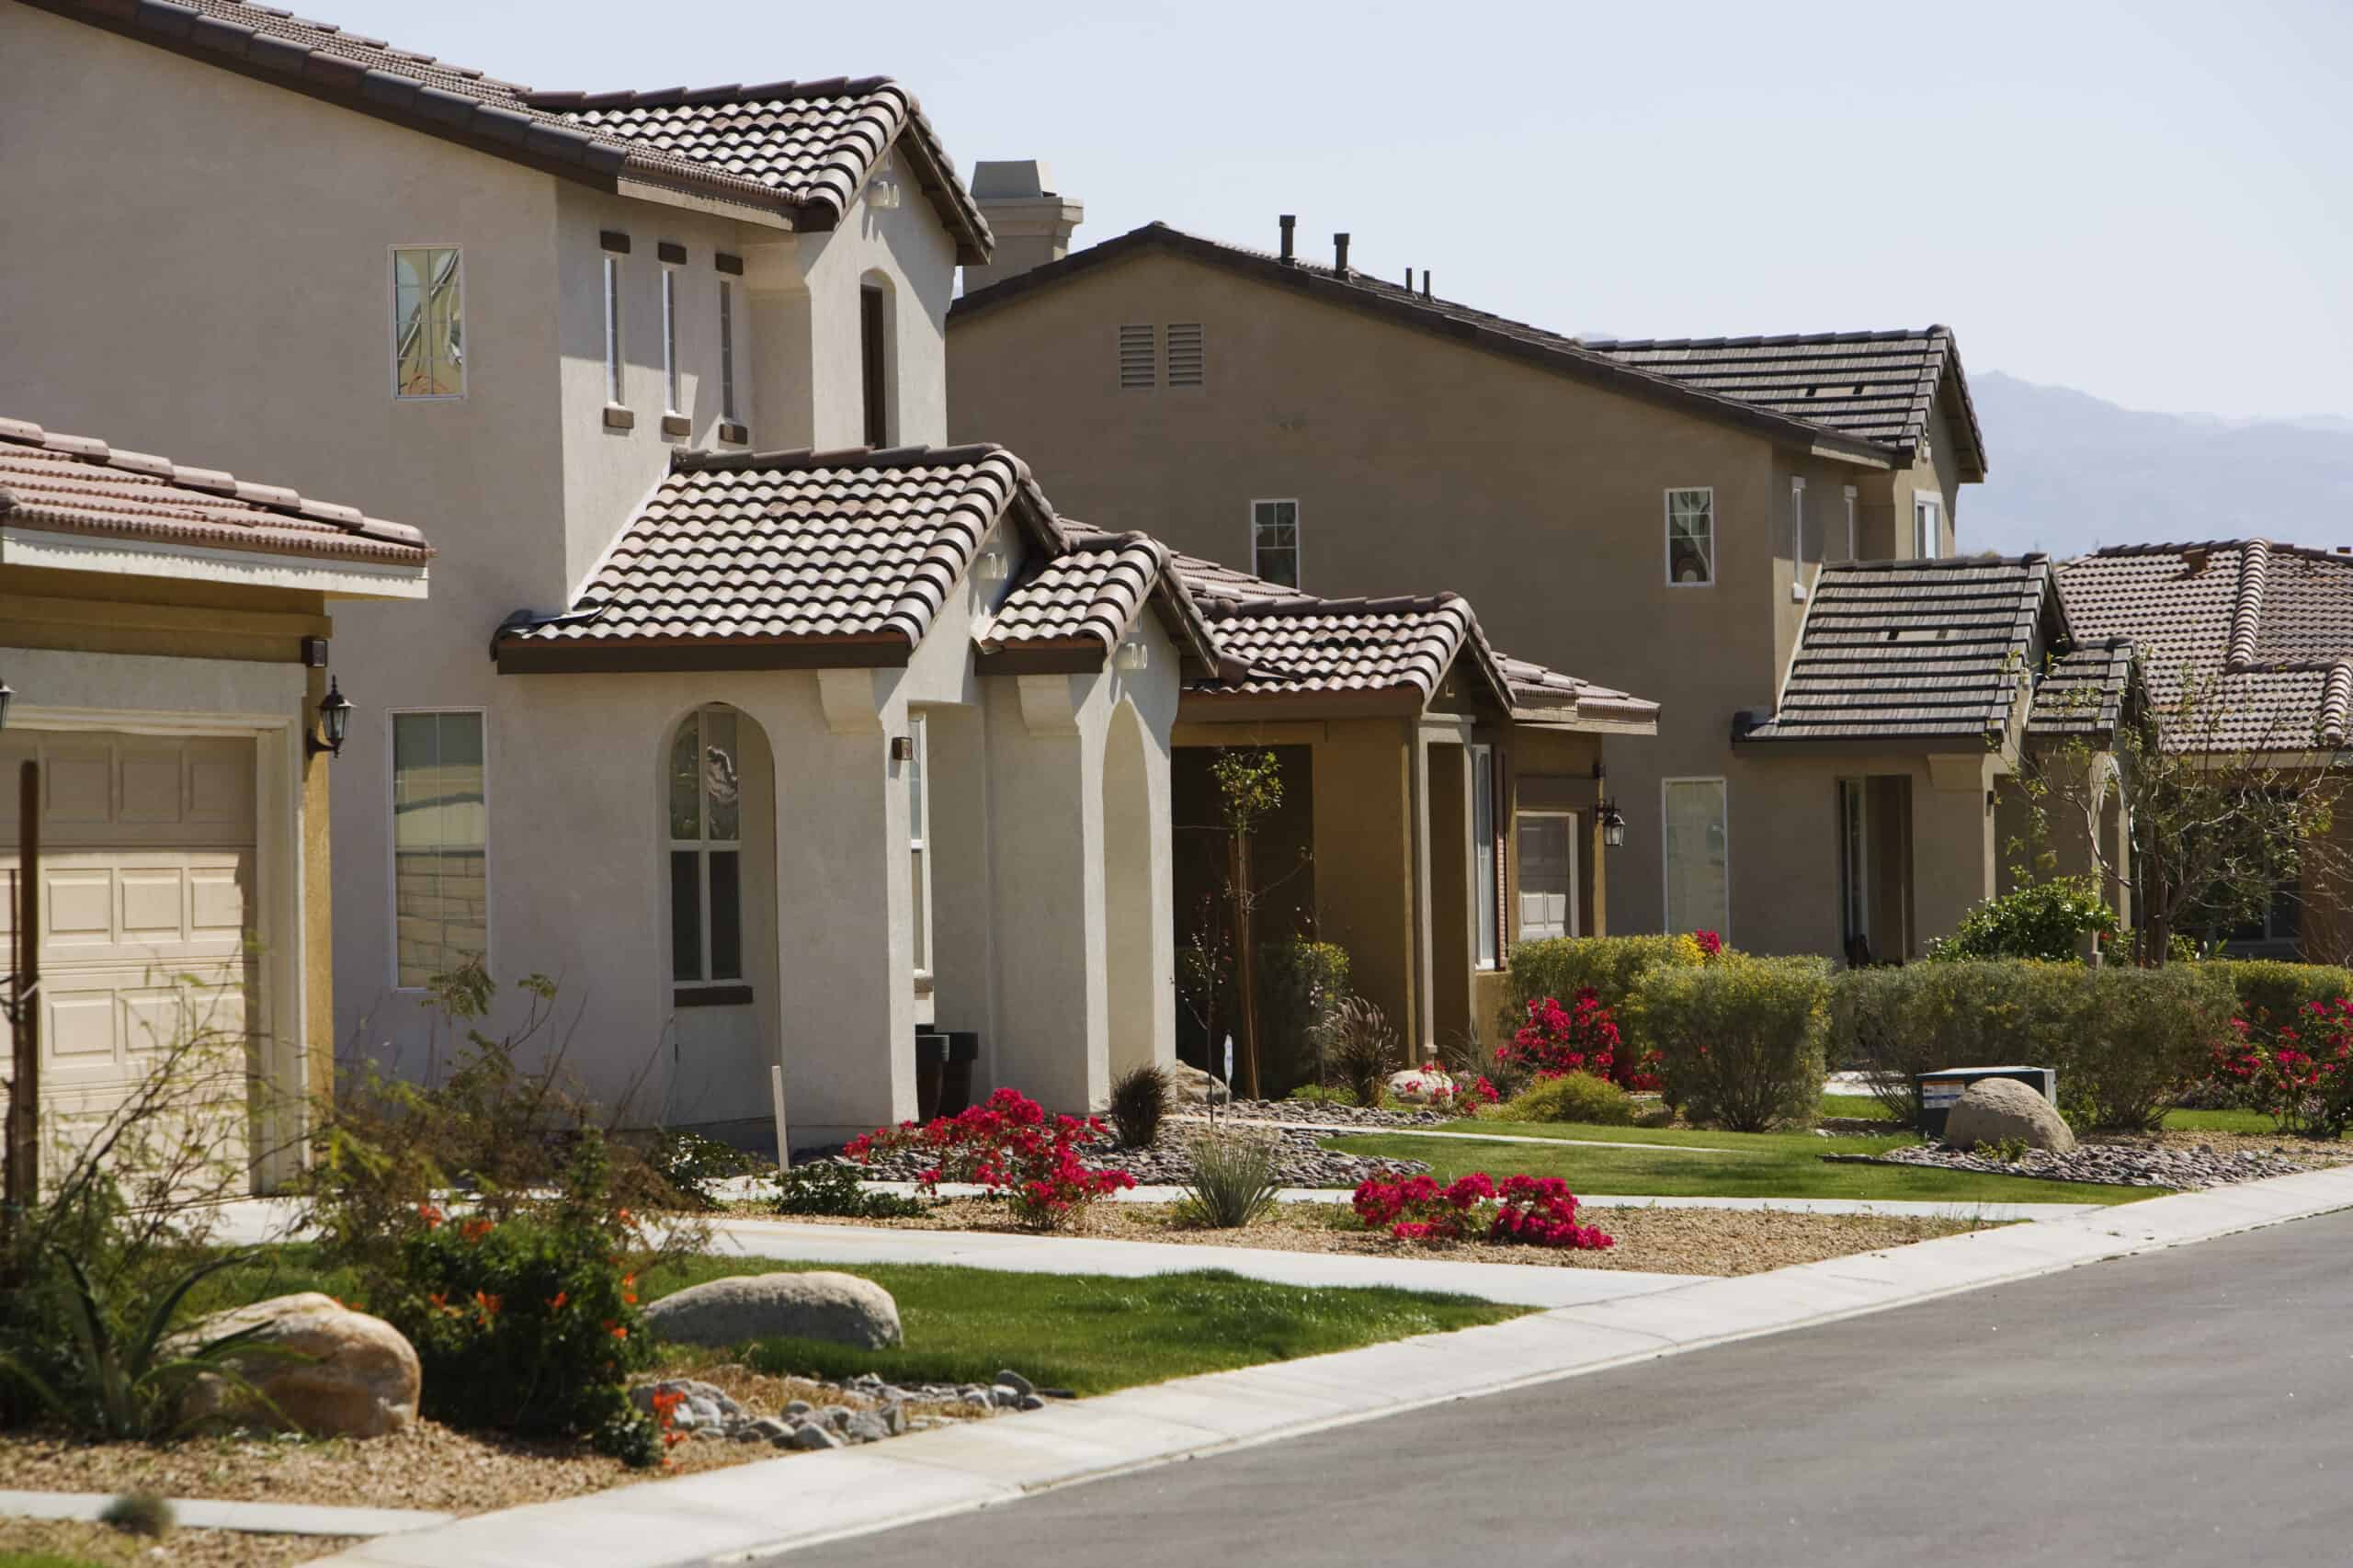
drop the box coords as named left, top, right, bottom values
left=947, top=182, right=1994, bottom=957
left=1, top=413, right=433, bottom=1190
left=0, top=0, right=1200, bottom=1144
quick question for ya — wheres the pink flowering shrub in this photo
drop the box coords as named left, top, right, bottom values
left=1350, top=1172, right=1613, bottom=1250
left=845, top=1088, right=1136, bottom=1229
left=1499, top=988, right=1661, bottom=1092
left=1693, top=929, right=1724, bottom=959
left=2213, top=999, right=2353, bottom=1139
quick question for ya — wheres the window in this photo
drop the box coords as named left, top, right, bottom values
left=1166, top=322, right=1204, bottom=387
left=1472, top=744, right=1497, bottom=968
left=1666, top=488, right=1714, bottom=585
left=1251, top=500, right=1301, bottom=589
left=1914, top=494, right=1943, bottom=560
left=1118, top=324, right=1155, bottom=389
left=1516, top=813, right=1577, bottom=941
left=719, top=279, right=738, bottom=423
left=1843, top=485, right=1859, bottom=562
left=603, top=253, right=624, bottom=405
left=1663, top=778, right=1729, bottom=938
left=860, top=283, right=889, bottom=446
left=391, top=711, right=486, bottom=987
left=1838, top=778, right=1870, bottom=956
left=1790, top=477, right=1807, bottom=597
left=392, top=247, right=462, bottom=397
left=667, top=708, right=744, bottom=991
left=661, top=265, right=681, bottom=415
left=906, top=714, right=933, bottom=976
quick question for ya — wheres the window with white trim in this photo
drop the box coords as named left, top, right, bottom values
left=1666, top=488, right=1714, bottom=585
left=1838, top=778, right=1869, bottom=952
left=1915, top=494, right=1943, bottom=560
left=1663, top=778, right=1729, bottom=937
left=392, top=711, right=487, bottom=987
left=1516, top=812, right=1577, bottom=941
left=667, top=707, right=744, bottom=991
left=661, top=264, right=681, bottom=415
left=1790, top=477, right=1808, bottom=597
left=1843, top=485, right=1859, bottom=562
left=1472, top=744, right=1497, bottom=968
left=719, top=279, right=738, bottom=423
left=392, top=247, right=463, bottom=398
left=603, top=254, right=624, bottom=406
left=906, top=714, right=933, bottom=976
left=1251, top=499, right=1301, bottom=589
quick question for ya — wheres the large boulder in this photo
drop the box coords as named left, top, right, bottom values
left=1946, top=1077, right=2076, bottom=1154
left=1387, top=1068, right=1457, bottom=1107
left=1166, top=1062, right=1231, bottom=1106
left=645, top=1271, right=902, bottom=1349
left=176, top=1292, right=419, bottom=1438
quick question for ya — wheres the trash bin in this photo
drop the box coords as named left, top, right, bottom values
left=1915, top=1065, right=2056, bottom=1139
left=939, top=1031, right=980, bottom=1117
left=914, top=1031, right=949, bottom=1122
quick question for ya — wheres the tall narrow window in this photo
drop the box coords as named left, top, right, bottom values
left=1666, top=488, right=1714, bottom=585
left=603, top=253, right=624, bottom=406
left=391, top=711, right=487, bottom=987
left=1837, top=778, right=1870, bottom=960
left=1663, top=778, right=1730, bottom=938
left=1915, top=494, right=1943, bottom=560
left=719, top=279, right=738, bottom=424
left=1118, top=324, right=1156, bottom=388
left=1790, top=477, right=1808, bottom=597
left=668, top=708, right=744, bottom=993
left=661, top=266, right=681, bottom=415
left=860, top=283, right=889, bottom=446
left=906, top=714, right=933, bottom=976
left=1472, top=744, right=1498, bottom=968
left=1251, top=499, right=1301, bottom=589
left=392, top=247, right=463, bottom=397
left=1516, top=813, right=1576, bottom=941
left=1843, top=485, right=1859, bottom=562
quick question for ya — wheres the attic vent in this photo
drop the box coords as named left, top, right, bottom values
left=1166, top=323, right=1205, bottom=387
left=1118, top=324, right=1156, bottom=389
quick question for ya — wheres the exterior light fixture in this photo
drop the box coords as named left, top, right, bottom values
left=308, top=677, right=353, bottom=758
left=1600, top=801, right=1629, bottom=850
left=0, top=677, right=12, bottom=731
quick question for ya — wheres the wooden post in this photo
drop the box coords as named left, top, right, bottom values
left=768, top=1063, right=790, bottom=1173
left=6, top=759, right=40, bottom=1219
left=1230, top=831, right=1262, bottom=1101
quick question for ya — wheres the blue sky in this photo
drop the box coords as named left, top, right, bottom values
left=329, top=0, right=2351, bottom=419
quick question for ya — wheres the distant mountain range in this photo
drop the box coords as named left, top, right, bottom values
left=1962, top=371, right=2353, bottom=561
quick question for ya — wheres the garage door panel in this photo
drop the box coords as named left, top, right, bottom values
left=119, top=869, right=185, bottom=942
left=43, top=749, right=112, bottom=824
left=44, top=869, right=115, bottom=948
left=119, top=750, right=184, bottom=824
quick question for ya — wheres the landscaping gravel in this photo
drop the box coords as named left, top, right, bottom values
left=1191, top=1099, right=1454, bottom=1131
left=629, top=1368, right=1048, bottom=1449
left=1826, top=1141, right=2313, bottom=1189
left=829, top=1124, right=1431, bottom=1190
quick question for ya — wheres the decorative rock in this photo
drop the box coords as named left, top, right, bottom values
left=642, top=1271, right=902, bottom=1349
left=1386, top=1068, right=1458, bottom=1107
left=1945, top=1077, right=2077, bottom=1154
left=994, top=1369, right=1035, bottom=1398
left=173, top=1293, right=419, bottom=1438
left=791, top=1424, right=846, bottom=1451
left=1017, top=1393, right=1046, bottom=1412
left=1166, top=1062, right=1232, bottom=1105
left=843, top=1410, right=892, bottom=1444
left=882, top=1403, right=906, bottom=1436
left=749, top=1416, right=790, bottom=1441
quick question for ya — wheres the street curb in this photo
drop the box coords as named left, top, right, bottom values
left=312, top=1165, right=2353, bottom=1568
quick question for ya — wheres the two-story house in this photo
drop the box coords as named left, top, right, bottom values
left=947, top=179, right=2001, bottom=960
left=0, top=1, right=1224, bottom=1145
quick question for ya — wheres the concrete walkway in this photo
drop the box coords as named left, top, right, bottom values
left=314, top=1165, right=2353, bottom=1568
left=0, top=1489, right=451, bottom=1538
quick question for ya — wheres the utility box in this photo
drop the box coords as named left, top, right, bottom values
left=1915, top=1065, right=2056, bottom=1139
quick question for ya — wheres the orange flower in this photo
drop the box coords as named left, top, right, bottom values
left=427, top=1291, right=449, bottom=1309
left=547, top=1291, right=569, bottom=1311
left=609, top=1324, right=630, bottom=1341
left=472, top=1290, right=503, bottom=1317
left=417, top=1203, right=444, bottom=1229
left=623, top=1292, right=639, bottom=1306
left=460, top=1218, right=494, bottom=1243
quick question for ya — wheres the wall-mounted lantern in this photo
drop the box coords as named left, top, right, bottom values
left=308, top=678, right=353, bottom=758
left=0, top=677, right=13, bottom=731
left=1592, top=759, right=1627, bottom=849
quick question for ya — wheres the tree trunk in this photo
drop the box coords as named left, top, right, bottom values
left=1230, top=832, right=1262, bottom=1100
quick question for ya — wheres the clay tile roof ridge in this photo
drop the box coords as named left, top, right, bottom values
left=671, top=440, right=1017, bottom=475
left=521, top=75, right=900, bottom=111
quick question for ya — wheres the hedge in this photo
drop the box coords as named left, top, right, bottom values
left=1504, top=934, right=1708, bottom=1061
left=1256, top=938, right=1352, bottom=1098
left=1638, top=955, right=1831, bottom=1132
left=2200, top=960, right=2353, bottom=1044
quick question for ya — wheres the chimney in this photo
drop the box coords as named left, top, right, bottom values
left=1334, top=232, right=1350, bottom=274
left=961, top=160, right=1085, bottom=292
left=1279, top=214, right=1296, bottom=264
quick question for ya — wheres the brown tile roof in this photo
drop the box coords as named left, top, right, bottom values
left=1188, top=592, right=1494, bottom=704
left=950, top=222, right=1984, bottom=475
left=2055, top=540, right=2353, bottom=751
left=28, top=0, right=991, bottom=260
left=978, top=527, right=1222, bottom=670
left=499, top=444, right=1040, bottom=661
left=1743, top=556, right=2054, bottom=743
left=2027, top=638, right=2135, bottom=738
left=0, top=413, right=431, bottom=566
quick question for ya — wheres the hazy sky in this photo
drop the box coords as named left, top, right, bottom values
left=324, top=0, right=2352, bottom=420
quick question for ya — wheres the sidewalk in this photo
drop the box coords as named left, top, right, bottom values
left=313, top=1164, right=2353, bottom=1568
left=0, top=1490, right=449, bottom=1538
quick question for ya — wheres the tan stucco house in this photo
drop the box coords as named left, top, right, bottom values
left=947, top=183, right=1992, bottom=958
left=0, top=414, right=433, bottom=1190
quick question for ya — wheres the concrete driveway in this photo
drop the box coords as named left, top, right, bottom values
left=801, top=1206, right=2353, bottom=1568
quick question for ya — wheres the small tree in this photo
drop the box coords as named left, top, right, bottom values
left=1210, top=750, right=1286, bottom=1099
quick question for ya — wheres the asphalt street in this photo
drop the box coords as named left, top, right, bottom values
left=796, top=1209, right=2353, bottom=1567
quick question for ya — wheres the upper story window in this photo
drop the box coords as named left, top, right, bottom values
left=668, top=706, right=743, bottom=992
left=861, top=281, right=891, bottom=446
left=719, top=278, right=738, bottom=424
left=1915, top=494, right=1943, bottom=560
left=1119, top=324, right=1155, bottom=389
left=391, top=710, right=487, bottom=988
left=1790, top=477, right=1808, bottom=598
left=1251, top=499, right=1301, bottom=589
left=906, top=713, right=933, bottom=978
left=661, top=265, right=682, bottom=416
left=1842, top=485, right=1859, bottom=562
left=392, top=247, right=463, bottom=398
left=1472, top=744, right=1498, bottom=969
left=602, top=252, right=625, bottom=406
left=1666, top=488, right=1714, bottom=585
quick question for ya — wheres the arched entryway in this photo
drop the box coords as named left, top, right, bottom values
left=1101, top=700, right=1157, bottom=1081
left=659, top=702, right=780, bottom=1131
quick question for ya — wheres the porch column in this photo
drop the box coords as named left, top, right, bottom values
left=1916, top=752, right=1997, bottom=951
left=1406, top=722, right=1433, bottom=1060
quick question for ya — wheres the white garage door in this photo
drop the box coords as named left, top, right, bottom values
left=1, top=732, right=261, bottom=1179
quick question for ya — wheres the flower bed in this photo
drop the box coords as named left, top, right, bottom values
left=1501, top=988, right=1661, bottom=1092
left=845, top=1089, right=1136, bottom=1228
left=1351, top=1173, right=1614, bottom=1249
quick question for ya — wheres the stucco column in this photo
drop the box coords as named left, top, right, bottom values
left=1915, top=752, right=1997, bottom=951
left=741, top=238, right=814, bottom=452
left=1406, top=722, right=1435, bottom=1060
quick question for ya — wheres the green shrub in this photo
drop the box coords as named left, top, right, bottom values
left=2056, top=964, right=2237, bottom=1131
left=101, top=1493, right=176, bottom=1540
left=1178, top=1128, right=1284, bottom=1229
left=1107, top=1063, right=1173, bottom=1150
left=1927, top=877, right=2119, bottom=963
left=1315, top=996, right=1401, bottom=1108
left=1257, top=939, right=1352, bottom=1097
left=773, top=1162, right=926, bottom=1220
left=1826, top=961, right=2069, bottom=1124
left=646, top=1129, right=762, bottom=1210
left=1286, top=1084, right=1358, bottom=1108
left=1505, top=935, right=1708, bottom=1062
left=1502, top=1072, right=1637, bottom=1127
left=2200, top=960, right=2353, bottom=1044
left=1641, top=956, right=1831, bottom=1131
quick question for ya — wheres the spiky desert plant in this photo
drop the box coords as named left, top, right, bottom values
left=1178, top=1128, right=1284, bottom=1229
left=1108, top=1063, right=1173, bottom=1150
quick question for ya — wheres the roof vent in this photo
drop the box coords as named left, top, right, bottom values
left=1334, top=233, right=1350, bottom=274
left=1279, top=214, right=1296, bottom=264
left=1421, top=270, right=1432, bottom=299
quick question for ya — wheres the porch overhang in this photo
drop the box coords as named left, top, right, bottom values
left=494, top=634, right=912, bottom=675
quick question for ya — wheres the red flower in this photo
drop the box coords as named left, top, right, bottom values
left=548, top=1291, right=569, bottom=1311
left=417, top=1203, right=443, bottom=1229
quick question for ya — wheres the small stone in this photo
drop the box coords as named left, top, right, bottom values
left=990, top=1386, right=1022, bottom=1409
left=824, top=1405, right=853, bottom=1430
left=750, top=1416, right=790, bottom=1440
left=792, top=1425, right=846, bottom=1451
left=843, top=1411, right=892, bottom=1444
left=783, top=1400, right=813, bottom=1417
left=1017, top=1393, right=1046, bottom=1412
left=882, top=1403, right=907, bottom=1436
left=994, top=1369, right=1035, bottom=1398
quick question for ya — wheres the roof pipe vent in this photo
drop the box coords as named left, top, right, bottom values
left=1334, top=232, right=1350, bottom=274
left=1278, top=214, right=1296, bottom=264
left=1421, top=269, right=1432, bottom=299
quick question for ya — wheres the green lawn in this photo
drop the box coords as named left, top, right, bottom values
left=1821, top=1093, right=1898, bottom=1120
left=1327, top=1122, right=2152, bottom=1204
left=188, top=1248, right=1522, bottom=1400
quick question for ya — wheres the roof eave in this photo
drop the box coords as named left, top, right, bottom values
left=494, top=632, right=913, bottom=675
